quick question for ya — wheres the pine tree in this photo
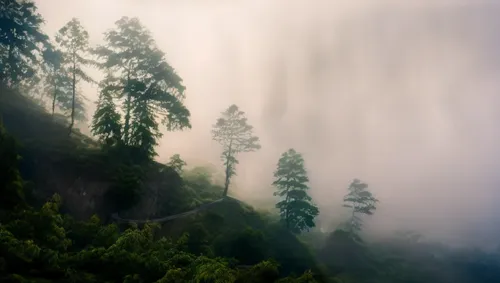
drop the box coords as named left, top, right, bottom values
left=41, top=45, right=72, bottom=116
left=343, top=179, right=378, bottom=235
left=93, top=17, right=190, bottom=159
left=55, top=18, right=94, bottom=134
left=91, top=74, right=122, bottom=146
left=212, top=104, right=261, bottom=197
left=0, top=0, right=50, bottom=85
left=273, top=149, right=319, bottom=234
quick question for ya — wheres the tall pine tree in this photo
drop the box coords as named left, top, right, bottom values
left=91, top=73, right=122, bottom=146
left=273, top=149, right=319, bottom=234
left=93, top=17, right=190, bottom=159
left=343, top=179, right=378, bottom=235
left=212, top=104, right=261, bottom=197
left=55, top=18, right=94, bottom=134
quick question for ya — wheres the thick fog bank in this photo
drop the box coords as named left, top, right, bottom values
left=35, top=0, right=500, bottom=247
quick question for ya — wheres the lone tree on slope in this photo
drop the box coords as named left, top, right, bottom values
left=273, top=148, right=319, bottom=234
left=212, top=104, right=261, bottom=197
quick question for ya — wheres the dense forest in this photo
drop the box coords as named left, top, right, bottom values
left=1, top=1, right=500, bottom=282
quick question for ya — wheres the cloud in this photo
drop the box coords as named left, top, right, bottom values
left=35, top=0, right=500, bottom=247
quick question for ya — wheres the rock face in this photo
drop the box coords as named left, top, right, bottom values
left=23, top=157, right=186, bottom=222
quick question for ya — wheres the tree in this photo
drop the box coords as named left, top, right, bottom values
left=272, top=149, right=319, bottom=233
left=212, top=104, right=261, bottom=197
left=91, top=73, right=122, bottom=146
left=55, top=18, right=94, bottom=134
left=343, top=179, right=378, bottom=235
left=167, top=154, right=187, bottom=174
left=41, top=45, right=72, bottom=116
left=0, top=0, right=50, bottom=85
left=93, top=17, right=191, bottom=159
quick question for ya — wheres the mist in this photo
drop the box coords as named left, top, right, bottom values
left=34, top=0, right=500, bottom=248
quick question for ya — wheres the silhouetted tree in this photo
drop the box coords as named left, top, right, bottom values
left=343, top=179, right=378, bottom=235
left=212, top=104, right=261, bottom=197
left=167, top=154, right=187, bottom=174
left=272, top=148, right=319, bottom=233
left=41, top=45, right=72, bottom=116
left=91, top=73, right=122, bottom=146
left=93, top=17, right=191, bottom=158
left=0, top=0, right=49, bottom=85
left=55, top=18, right=94, bottom=134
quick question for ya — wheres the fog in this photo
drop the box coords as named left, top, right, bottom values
left=34, top=0, right=500, bottom=248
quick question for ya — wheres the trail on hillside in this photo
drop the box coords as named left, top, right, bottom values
left=111, top=198, right=228, bottom=224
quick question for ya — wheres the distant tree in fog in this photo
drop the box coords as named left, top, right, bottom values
left=55, top=18, right=94, bottom=134
left=212, top=104, right=261, bottom=197
left=273, top=148, right=319, bottom=234
left=167, top=154, right=187, bottom=174
left=343, top=178, right=378, bottom=235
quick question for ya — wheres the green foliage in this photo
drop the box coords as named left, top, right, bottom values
left=93, top=16, right=191, bottom=160
left=0, top=121, right=27, bottom=212
left=212, top=104, right=261, bottom=196
left=55, top=18, right=94, bottom=132
left=342, top=179, right=378, bottom=235
left=0, top=0, right=50, bottom=85
left=91, top=73, right=123, bottom=146
left=0, top=123, right=321, bottom=282
left=273, top=149, right=319, bottom=234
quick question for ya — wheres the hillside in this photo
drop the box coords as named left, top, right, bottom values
left=0, top=86, right=327, bottom=282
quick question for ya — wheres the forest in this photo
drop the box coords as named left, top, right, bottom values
left=1, top=1, right=500, bottom=282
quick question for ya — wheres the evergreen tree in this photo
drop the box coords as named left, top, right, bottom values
left=212, top=104, right=261, bottom=197
left=93, top=17, right=190, bottom=159
left=91, top=74, right=122, bottom=146
left=272, top=149, right=319, bottom=233
left=41, top=45, right=72, bottom=116
left=0, top=0, right=49, bottom=85
left=343, top=179, right=378, bottom=235
left=55, top=18, right=94, bottom=134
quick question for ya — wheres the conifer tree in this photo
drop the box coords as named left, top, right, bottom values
left=93, top=17, right=190, bottom=159
left=343, top=179, right=378, bottom=235
left=212, top=104, right=261, bottom=197
left=55, top=18, right=94, bottom=134
left=273, top=149, right=319, bottom=233
left=0, top=0, right=49, bottom=85
left=91, top=74, right=122, bottom=146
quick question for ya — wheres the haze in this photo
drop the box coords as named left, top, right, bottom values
left=34, top=0, right=500, bottom=248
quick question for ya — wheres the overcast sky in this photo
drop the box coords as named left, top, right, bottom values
left=34, top=0, right=500, bottom=247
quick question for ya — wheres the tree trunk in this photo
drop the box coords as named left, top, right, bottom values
left=285, top=195, right=290, bottom=229
left=123, top=70, right=132, bottom=144
left=350, top=208, right=356, bottom=235
left=222, top=140, right=233, bottom=197
left=68, top=59, right=76, bottom=135
left=223, top=163, right=230, bottom=197
left=52, top=75, right=57, bottom=117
